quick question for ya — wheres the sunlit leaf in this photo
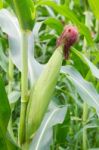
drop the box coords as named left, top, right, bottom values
left=0, top=9, right=44, bottom=84
left=5, top=0, right=35, bottom=30
left=30, top=104, right=67, bottom=150
left=8, top=91, right=20, bottom=104
left=28, top=22, right=45, bottom=84
left=0, top=0, right=3, bottom=9
left=88, top=0, right=99, bottom=20
left=0, top=9, right=22, bottom=71
left=62, top=65, right=99, bottom=115
left=0, top=40, right=8, bottom=72
left=71, top=47, right=99, bottom=79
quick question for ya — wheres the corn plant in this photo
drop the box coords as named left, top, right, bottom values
left=1, top=0, right=99, bottom=150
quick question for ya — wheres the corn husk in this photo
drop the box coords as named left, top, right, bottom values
left=26, top=46, right=63, bottom=139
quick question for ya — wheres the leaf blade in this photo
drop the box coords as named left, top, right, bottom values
left=88, top=0, right=99, bottom=20
left=62, top=65, right=99, bottom=115
left=0, top=76, right=11, bottom=134
left=30, top=104, right=67, bottom=150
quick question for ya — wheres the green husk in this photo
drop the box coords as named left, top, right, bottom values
left=26, top=46, right=63, bottom=139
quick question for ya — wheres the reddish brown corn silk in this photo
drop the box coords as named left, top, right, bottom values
left=57, top=25, right=78, bottom=59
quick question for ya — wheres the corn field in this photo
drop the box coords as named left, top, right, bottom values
left=0, top=0, right=99, bottom=150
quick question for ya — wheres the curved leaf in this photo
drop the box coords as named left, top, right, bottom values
left=0, top=77, right=20, bottom=150
left=28, top=22, right=45, bottom=84
left=0, top=40, right=8, bottom=72
left=6, top=0, right=35, bottom=30
left=0, top=9, right=22, bottom=71
left=0, top=9, right=44, bottom=84
left=61, top=65, right=99, bottom=115
left=88, top=0, right=99, bottom=20
left=71, top=47, right=99, bottom=79
left=30, top=104, right=67, bottom=150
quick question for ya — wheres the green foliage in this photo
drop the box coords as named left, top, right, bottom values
left=30, top=104, right=67, bottom=150
left=36, top=0, right=94, bottom=46
left=1, top=0, right=99, bottom=149
left=44, top=17, right=63, bottom=35
left=88, top=0, right=99, bottom=20
left=0, top=76, right=11, bottom=134
left=0, top=76, right=20, bottom=149
left=62, top=65, right=99, bottom=115
left=5, top=0, right=35, bottom=30
left=0, top=0, right=3, bottom=9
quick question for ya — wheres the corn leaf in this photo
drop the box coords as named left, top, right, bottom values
left=0, top=0, right=3, bottom=9
left=0, top=9, right=22, bottom=71
left=88, top=0, right=99, bottom=20
left=62, top=65, right=99, bottom=115
left=0, top=76, right=11, bottom=134
left=5, top=0, right=35, bottom=30
left=44, top=17, right=63, bottom=35
left=0, top=40, right=8, bottom=72
left=30, top=104, right=67, bottom=150
left=0, top=76, right=10, bottom=149
left=0, top=9, right=44, bottom=84
left=71, top=47, right=99, bottom=79
left=0, top=76, right=20, bottom=150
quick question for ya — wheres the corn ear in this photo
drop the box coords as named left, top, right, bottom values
left=26, top=46, right=63, bottom=139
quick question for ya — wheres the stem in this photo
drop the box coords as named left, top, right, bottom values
left=18, top=31, right=28, bottom=146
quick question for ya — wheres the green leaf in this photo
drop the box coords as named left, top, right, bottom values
left=44, top=17, right=63, bottom=34
left=0, top=126, right=8, bottom=150
left=0, top=9, right=44, bottom=84
left=5, top=0, right=35, bottom=30
left=0, top=76, right=11, bottom=134
left=28, top=22, right=45, bottom=84
left=0, top=40, right=8, bottom=72
left=0, top=129, right=20, bottom=150
left=8, top=91, right=20, bottom=104
left=89, top=149, right=99, bottom=150
left=36, top=0, right=94, bottom=46
left=0, top=0, right=3, bottom=9
left=71, top=47, right=99, bottom=79
left=6, top=132, right=21, bottom=150
left=62, top=65, right=99, bottom=115
left=88, top=0, right=99, bottom=20
left=0, top=9, right=22, bottom=71
left=0, top=76, right=10, bottom=149
left=30, top=104, right=67, bottom=150
left=0, top=77, right=20, bottom=149
left=71, top=48, right=89, bottom=77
